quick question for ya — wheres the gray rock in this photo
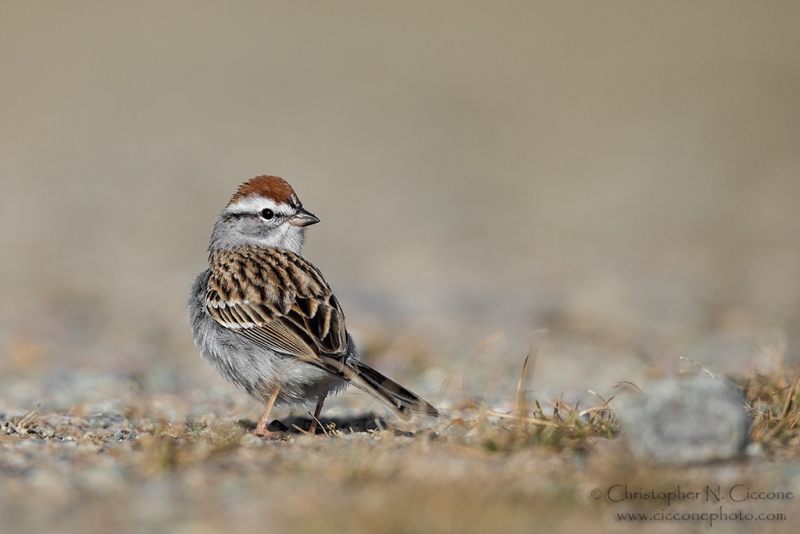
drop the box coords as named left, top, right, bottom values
left=615, top=376, right=749, bottom=464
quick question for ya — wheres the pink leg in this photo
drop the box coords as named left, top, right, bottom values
left=254, top=387, right=281, bottom=437
left=308, top=394, right=327, bottom=435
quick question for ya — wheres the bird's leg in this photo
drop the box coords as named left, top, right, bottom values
left=254, top=387, right=281, bottom=437
left=308, top=393, right=327, bottom=435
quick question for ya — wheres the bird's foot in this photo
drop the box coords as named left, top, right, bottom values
left=253, top=419, right=288, bottom=439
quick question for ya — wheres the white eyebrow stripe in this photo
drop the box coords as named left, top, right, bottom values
left=225, top=196, right=293, bottom=215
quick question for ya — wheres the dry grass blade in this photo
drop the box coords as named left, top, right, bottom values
left=678, top=356, right=717, bottom=380
left=515, top=338, right=540, bottom=417
left=10, top=403, right=42, bottom=435
left=484, top=409, right=559, bottom=428
left=780, top=378, right=799, bottom=421
left=612, top=381, right=641, bottom=392
left=742, top=365, right=800, bottom=448
left=480, top=383, right=619, bottom=453
left=515, top=353, right=531, bottom=414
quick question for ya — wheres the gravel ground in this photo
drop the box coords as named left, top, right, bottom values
left=1, top=388, right=799, bottom=534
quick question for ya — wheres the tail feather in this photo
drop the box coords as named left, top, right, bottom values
left=318, top=356, right=438, bottom=419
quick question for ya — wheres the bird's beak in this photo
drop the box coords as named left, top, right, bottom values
left=290, top=208, right=320, bottom=227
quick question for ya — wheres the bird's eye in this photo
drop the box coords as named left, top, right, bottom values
left=260, top=208, right=275, bottom=220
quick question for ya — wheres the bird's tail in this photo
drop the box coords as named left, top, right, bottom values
left=319, top=356, right=438, bottom=419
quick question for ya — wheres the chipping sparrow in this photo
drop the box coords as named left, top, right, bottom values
left=188, top=175, right=438, bottom=435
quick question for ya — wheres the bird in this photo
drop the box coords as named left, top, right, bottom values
left=188, top=175, right=438, bottom=436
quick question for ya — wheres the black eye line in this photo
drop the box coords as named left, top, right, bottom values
left=226, top=212, right=283, bottom=220
left=226, top=209, right=291, bottom=220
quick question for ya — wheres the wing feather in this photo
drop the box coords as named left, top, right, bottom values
left=206, top=246, right=348, bottom=358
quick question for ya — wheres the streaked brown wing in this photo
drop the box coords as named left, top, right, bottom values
left=205, top=246, right=348, bottom=361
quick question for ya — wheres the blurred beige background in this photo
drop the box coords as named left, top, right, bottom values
left=1, top=1, right=799, bottom=405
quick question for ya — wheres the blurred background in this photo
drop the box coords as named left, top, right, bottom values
left=1, top=1, right=799, bottom=411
